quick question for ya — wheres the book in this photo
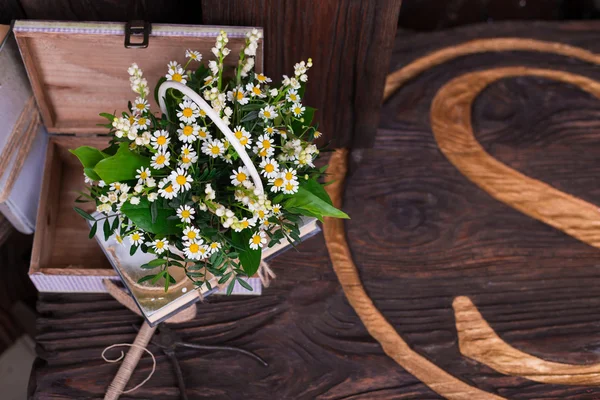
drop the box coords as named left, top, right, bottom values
left=90, top=213, right=320, bottom=326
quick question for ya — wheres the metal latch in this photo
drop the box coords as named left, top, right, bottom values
left=124, top=21, right=151, bottom=49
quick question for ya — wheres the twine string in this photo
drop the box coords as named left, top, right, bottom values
left=258, top=261, right=276, bottom=287
left=102, top=343, right=156, bottom=394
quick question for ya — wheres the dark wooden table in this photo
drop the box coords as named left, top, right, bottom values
left=31, top=21, right=600, bottom=399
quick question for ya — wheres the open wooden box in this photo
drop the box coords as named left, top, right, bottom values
left=13, top=21, right=264, bottom=292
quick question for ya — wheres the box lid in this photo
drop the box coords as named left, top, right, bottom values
left=13, top=21, right=263, bottom=135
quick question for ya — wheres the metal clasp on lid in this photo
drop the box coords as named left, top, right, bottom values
left=124, top=21, right=151, bottom=48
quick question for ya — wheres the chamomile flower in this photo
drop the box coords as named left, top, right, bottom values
left=202, top=139, right=225, bottom=158
left=136, top=167, right=151, bottom=184
left=314, top=131, right=322, bottom=138
left=177, top=100, right=200, bottom=123
left=246, top=83, right=266, bottom=98
left=272, top=204, right=282, bottom=216
left=176, top=204, right=195, bottom=223
left=179, top=151, right=198, bottom=169
left=263, top=126, right=277, bottom=135
left=234, top=217, right=257, bottom=232
left=185, top=49, right=202, bottom=61
left=256, top=134, right=274, bottom=157
left=158, top=178, right=177, bottom=199
left=170, top=168, right=193, bottom=192
left=269, top=175, right=285, bottom=193
left=151, top=130, right=170, bottom=150
left=128, top=231, right=144, bottom=246
left=227, top=86, right=249, bottom=105
left=151, top=150, right=170, bottom=169
left=110, top=182, right=124, bottom=192
left=132, top=98, right=149, bottom=114
left=283, top=179, right=300, bottom=194
left=166, top=65, right=187, bottom=84
left=254, top=206, right=271, bottom=221
left=255, top=73, right=272, bottom=83
left=209, top=242, right=221, bottom=254
left=291, top=102, right=305, bottom=117
left=182, top=226, right=201, bottom=242
left=233, top=126, right=252, bottom=148
left=197, top=126, right=211, bottom=141
left=181, top=144, right=194, bottom=156
left=259, top=157, right=279, bottom=178
left=230, top=167, right=251, bottom=187
left=184, top=240, right=209, bottom=260
left=177, top=123, right=199, bottom=143
left=286, top=89, right=300, bottom=103
left=167, top=61, right=181, bottom=72
left=249, top=231, right=267, bottom=250
left=149, top=238, right=169, bottom=254
left=259, top=105, right=278, bottom=121
left=133, top=116, right=150, bottom=130
left=282, top=168, right=298, bottom=183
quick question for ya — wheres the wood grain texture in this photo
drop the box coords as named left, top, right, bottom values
left=200, top=0, right=401, bottom=149
left=324, top=150, right=503, bottom=399
left=454, top=296, right=600, bottom=385
left=431, top=67, right=600, bottom=250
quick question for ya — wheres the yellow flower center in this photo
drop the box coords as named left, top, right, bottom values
left=156, top=241, right=164, bottom=249
left=183, top=148, right=191, bottom=155
left=258, top=210, right=265, bottom=218
left=176, top=175, right=187, bottom=185
left=285, top=183, right=294, bottom=191
left=263, top=111, right=271, bottom=118
left=172, top=73, right=183, bottom=82
left=241, top=220, right=249, bottom=228
left=211, top=145, right=221, bottom=155
left=182, top=155, right=191, bottom=163
left=265, top=164, right=274, bottom=173
left=189, top=243, right=199, bottom=253
left=157, top=136, right=167, bottom=145
left=132, top=233, right=140, bottom=241
left=165, top=184, right=174, bottom=193
left=140, top=172, right=148, bottom=179
left=136, top=103, right=146, bottom=110
left=274, top=178, right=284, bottom=187
left=236, top=91, right=244, bottom=100
left=156, top=155, right=166, bottom=164
left=199, top=110, right=207, bottom=117
left=285, top=172, right=294, bottom=180
left=181, top=209, right=190, bottom=218
left=252, top=86, right=261, bottom=96
left=236, top=172, right=247, bottom=182
left=116, top=234, right=123, bottom=244
left=210, top=243, right=219, bottom=249
left=187, top=231, right=197, bottom=240
left=183, top=108, right=193, bottom=117
left=294, top=107, right=301, bottom=114
left=139, top=118, right=147, bottom=126
left=129, top=116, right=136, bottom=124
left=290, top=94, right=297, bottom=101
left=199, top=247, right=207, bottom=254
left=257, top=74, right=266, bottom=82
left=265, top=127, right=274, bottom=134
left=183, top=126, right=193, bottom=136
left=252, top=235, right=261, bottom=244
left=235, top=130, right=243, bottom=139
left=198, top=130, right=207, bottom=138
left=262, top=140, right=271, bottom=149
left=259, top=148, right=267, bottom=157
left=273, top=207, right=280, bottom=213
left=240, top=137, right=248, bottom=145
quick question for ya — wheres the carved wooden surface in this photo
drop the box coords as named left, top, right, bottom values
left=29, top=20, right=600, bottom=399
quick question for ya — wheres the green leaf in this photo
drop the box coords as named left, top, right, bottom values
left=100, top=112, right=116, bottom=122
left=236, top=277, right=253, bottom=292
left=301, top=179, right=333, bottom=205
left=231, top=230, right=262, bottom=276
left=284, top=186, right=349, bottom=221
left=130, top=245, right=138, bottom=256
left=121, top=197, right=181, bottom=235
left=88, top=222, right=97, bottom=239
left=226, top=279, right=236, bottom=295
left=73, top=206, right=96, bottom=221
left=103, top=219, right=111, bottom=241
left=70, top=146, right=107, bottom=168
left=111, top=216, right=120, bottom=232
left=93, top=143, right=150, bottom=184
left=141, top=258, right=168, bottom=269
left=150, top=201, right=158, bottom=224
left=137, top=275, right=155, bottom=284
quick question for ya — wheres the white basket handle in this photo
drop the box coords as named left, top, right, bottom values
left=157, top=81, right=264, bottom=195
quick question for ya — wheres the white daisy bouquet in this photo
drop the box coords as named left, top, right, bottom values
left=70, top=29, right=348, bottom=293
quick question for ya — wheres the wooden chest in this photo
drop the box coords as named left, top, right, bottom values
left=12, top=20, right=264, bottom=292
